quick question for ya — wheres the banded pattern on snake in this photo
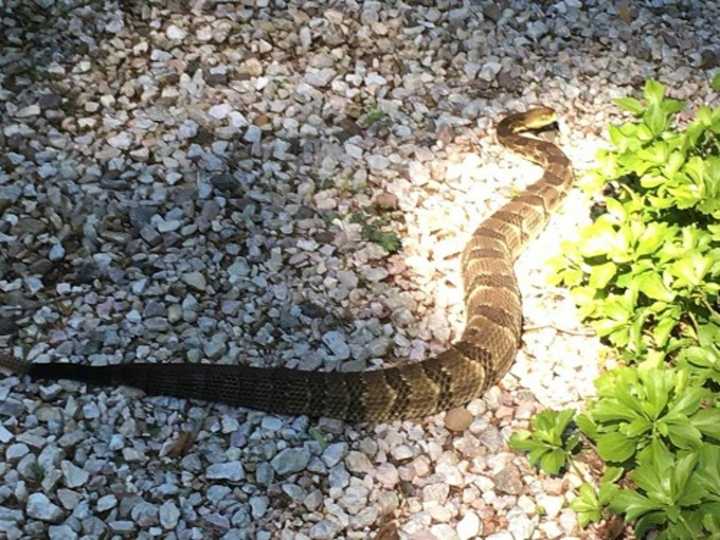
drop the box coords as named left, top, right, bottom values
left=0, top=108, right=574, bottom=422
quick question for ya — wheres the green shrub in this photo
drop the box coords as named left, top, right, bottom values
left=511, top=78, right=720, bottom=539
left=548, top=80, right=720, bottom=363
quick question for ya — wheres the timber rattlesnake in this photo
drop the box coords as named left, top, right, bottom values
left=0, top=107, right=574, bottom=422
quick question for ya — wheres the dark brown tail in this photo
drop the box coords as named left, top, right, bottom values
left=12, top=359, right=391, bottom=421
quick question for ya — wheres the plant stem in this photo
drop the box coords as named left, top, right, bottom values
left=568, top=456, right=594, bottom=485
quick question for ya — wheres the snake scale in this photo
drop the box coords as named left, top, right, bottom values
left=0, top=107, right=573, bottom=422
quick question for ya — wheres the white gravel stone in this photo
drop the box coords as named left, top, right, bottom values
left=209, top=103, right=232, bottom=120
left=107, top=132, right=132, bottom=149
left=367, top=155, right=390, bottom=170
left=345, top=451, right=373, bottom=474
left=48, top=243, right=65, bottom=261
left=56, top=489, right=81, bottom=510
left=321, top=442, right=347, bottom=468
left=244, top=125, right=262, bottom=143
left=538, top=493, right=565, bottom=518
left=166, top=24, right=186, bottom=40
left=457, top=511, right=481, bottom=540
left=309, top=519, right=340, bottom=539
left=304, top=68, right=336, bottom=87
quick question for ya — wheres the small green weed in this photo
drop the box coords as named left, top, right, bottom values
left=349, top=211, right=402, bottom=254
left=30, top=462, right=45, bottom=483
left=360, top=105, right=386, bottom=128
left=509, top=409, right=580, bottom=475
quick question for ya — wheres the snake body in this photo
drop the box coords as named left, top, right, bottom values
left=1, top=108, right=574, bottom=422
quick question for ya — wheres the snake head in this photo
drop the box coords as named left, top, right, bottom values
left=523, top=106, right=557, bottom=129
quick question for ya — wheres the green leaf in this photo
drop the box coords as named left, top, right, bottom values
left=597, top=431, right=637, bottom=462
left=697, top=445, right=720, bottom=497
left=662, top=151, right=686, bottom=178
left=636, top=271, right=674, bottom=302
left=652, top=315, right=677, bottom=349
left=578, top=219, right=618, bottom=257
left=561, top=268, right=584, bottom=287
left=702, top=503, right=720, bottom=532
left=575, top=413, right=599, bottom=440
left=670, top=253, right=711, bottom=288
left=637, top=438, right=673, bottom=470
left=540, top=449, right=567, bottom=475
left=639, top=174, right=665, bottom=188
left=691, top=408, right=720, bottom=440
left=602, top=467, right=624, bottom=486
left=508, top=431, right=540, bottom=452
left=674, top=452, right=702, bottom=502
left=635, top=511, right=668, bottom=538
left=666, top=385, right=704, bottom=418
left=605, top=197, right=626, bottom=221
left=609, top=489, right=662, bottom=521
left=614, top=96, right=645, bottom=115
left=589, top=262, right=617, bottom=289
left=570, top=484, right=603, bottom=527
left=636, top=222, right=671, bottom=256
left=592, top=397, right=641, bottom=423
left=632, top=461, right=672, bottom=500
left=644, top=79, right=666, bottom=105
left=661, top=97, right=685, bottom=115
left=644, top=104, right=667, bottom=135
left=712, top=72, right=720, bottom=92
left=638, top=367, right=673, bottom=419
left=666, top=418, right=703, bottom=449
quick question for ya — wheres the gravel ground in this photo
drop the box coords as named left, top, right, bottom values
left=0, top=1, right=719, bottom=539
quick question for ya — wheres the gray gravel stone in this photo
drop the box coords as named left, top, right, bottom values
left=0, top=506, right=23, bottom=522
left=206, top=462, right=245, bottom=482
left=57, top=489, right=81, bottom=510
left=181, top=271, right=207, bottom=291
left=321, top=442, right=347, bottom=468
left=5, top=443, right=29, bottom=462
left=130, top=502, right=158, bottom=527
left=108, top=521, right=135, bottom=534
left=60, top=461, right=89, bottom=488
left=309, top=519, right=341, bottom=539
left=494, top=465, right=524, bottom=495
left=304, top=68, right=336, bottom=88
left=96, top=494, right=117, bottom=512
left=48, top=524, right=78, bottom=540
left=249, top=495, right=269, bottom=519
left=159, top=500, right=180, bottom=530
left=26, top=493, right=63, bottom=522
left=271, top=448, right=311, bottom=476
left=322, top=331, right=350, bottom=360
